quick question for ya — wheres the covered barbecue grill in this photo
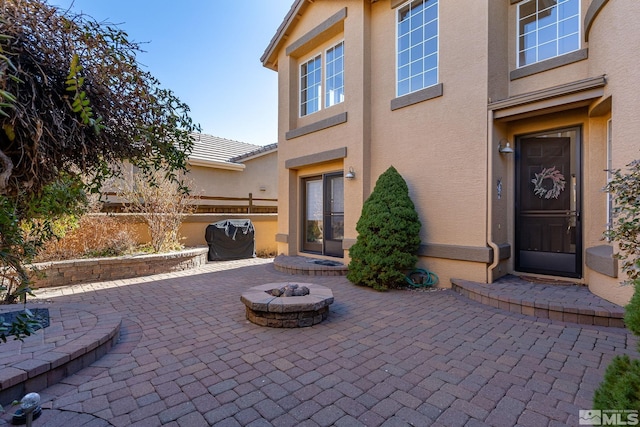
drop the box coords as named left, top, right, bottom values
left=205, top=219, right=255, bottom=261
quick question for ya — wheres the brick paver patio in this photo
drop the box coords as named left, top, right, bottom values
left=1, top=258, right=636, bottom=426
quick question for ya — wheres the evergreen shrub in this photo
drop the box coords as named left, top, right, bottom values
left=593, top=354, right=640, bottom=410
left=625, top=280, right=640, bottom=338
left=594, top=160, right=640, bottom=409
left=347, top=166, right=421, bottom=291
left=595, top=280, right=640, bottom=409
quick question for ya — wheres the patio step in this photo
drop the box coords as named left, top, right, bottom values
left=0, top=303, right=121, bottom=406
left=274, top=255, right=348, bottom=276
left=451, top=275, right=626, bottom=328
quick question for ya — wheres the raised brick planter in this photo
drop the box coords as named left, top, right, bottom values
left=273, top=255, right=348, bottom=276
left=0, top=303, right=121, bottom=406
left=30, top=247, right=209, bottom=288
left=241, top=283, right=334, bottom=328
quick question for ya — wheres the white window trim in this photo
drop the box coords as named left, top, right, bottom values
left=324, top=40, right=345, bottom=109
left=299, top=54, right=322, bottom=118
left=395, top=0, right=440, bottom=98
left=299, top=41, right=345, bottom=118
left=516, top=0, right=581, bottom=69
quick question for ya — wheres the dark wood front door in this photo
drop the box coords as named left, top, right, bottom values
left=515, top=128, right=581, bottom=277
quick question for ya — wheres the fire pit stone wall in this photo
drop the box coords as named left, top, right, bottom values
left=241, top=283, right=334, bottom=328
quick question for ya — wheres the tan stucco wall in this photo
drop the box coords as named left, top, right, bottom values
left=123, top=214, right=277, bottom=256
left=188, top=151, right=278, bottom=208
left=276, top=1, right=492, bottom=283
left=269, top=0, right=640, bottom=301
left=580, top=0, right=640, bottom=304
left=276, top=1, right=365, bottom=258
left=587, top=0, right=640, bottom=167
left=369, top=0, right=489, bottom=249
left=490, top=0, right=639, bottom=304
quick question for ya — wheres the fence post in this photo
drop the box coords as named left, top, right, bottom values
left=248, top=192, right=253, bottom=214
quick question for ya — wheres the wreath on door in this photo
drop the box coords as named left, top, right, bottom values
left=531, top=166, right=566, bottom=199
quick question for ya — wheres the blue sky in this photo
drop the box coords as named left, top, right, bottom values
left=52, top=0, right=293, bottom=146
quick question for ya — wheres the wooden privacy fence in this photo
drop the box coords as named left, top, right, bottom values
left=103, top=192, right=277, bottom=214
left=194, top=194, right=277, bottom=214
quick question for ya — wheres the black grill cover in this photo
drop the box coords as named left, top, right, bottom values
left=205, top=219, right=256, bottom=261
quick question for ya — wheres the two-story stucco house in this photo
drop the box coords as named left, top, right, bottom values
left=261, top=0, right=639, bottom=305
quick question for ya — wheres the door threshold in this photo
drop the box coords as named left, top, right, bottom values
left=515, top=273, right=585, bottom=286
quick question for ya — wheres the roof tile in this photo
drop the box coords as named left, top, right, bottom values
left=189, top=133, right=262, bottom=164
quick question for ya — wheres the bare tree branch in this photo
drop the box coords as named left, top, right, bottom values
left=0, top=0, right=198, bottom=198
left=0, top=148, right=13, bottom=195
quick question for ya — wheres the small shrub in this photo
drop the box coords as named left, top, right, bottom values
left=0, top=309, right=42, bottom=343
left=605, top=160, right=640, bottom=284
left=1, top=176, right=87, bottom=304
left=347, top=166, right=421, bottom=291
left=625, top=280, right=640, bottom=339
left=115, top=168, right=195, bottom=253
left=594, top=158, right=640, bottom=410
left=593, top=355, right=640, bottom=410
left=256, top=249, right=277, bottom=258
left=35, top=214, right=137, bottom=262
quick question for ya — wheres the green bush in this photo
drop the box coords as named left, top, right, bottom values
left=604, top=160, right=640, bottom=284
left=593, top=355, right=640, bottom=410
left=594, top=159, right=640, bottom=409
left=347, top=166, right=421, bottom=291
left=625, top=280, right=640, bottom=339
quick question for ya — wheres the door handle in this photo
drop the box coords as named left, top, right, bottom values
left=566, top=210, right=579, bottom=227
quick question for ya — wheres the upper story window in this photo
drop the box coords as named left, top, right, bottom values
left=397, top=0, right=438, bottom=97
left=300, top=41, right=345, bottom=117
left=325, top=42, right=344, bottom=108
left=300, top=55, right=321, bottom=116
left=517, top=0, right=580, bottom=67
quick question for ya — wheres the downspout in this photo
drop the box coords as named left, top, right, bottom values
left=486, top=109, right=500, bottom=283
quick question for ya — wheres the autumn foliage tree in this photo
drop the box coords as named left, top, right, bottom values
left=0, top=0, right=197, bottom=338
left=0, top=1, right=196, bottom=198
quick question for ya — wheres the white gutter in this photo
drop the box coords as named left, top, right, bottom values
left=188, top=158, right=246, bottom=171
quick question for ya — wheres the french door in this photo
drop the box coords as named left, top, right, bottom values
left=515, top=127, right=582, bottom=278
left=302, top=173, right=344, bottom=257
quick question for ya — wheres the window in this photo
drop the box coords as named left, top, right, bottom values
left=299, top=41, right=345, bottom=117
left=300, top=55, right=321, bottom=116
left=325, top=42, right=344, bottom=108
left=397, top=0, right=438, bottom=97
left=517, top=0, right=580, bottom=67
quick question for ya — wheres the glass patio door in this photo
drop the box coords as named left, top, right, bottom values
left=515, top=128, right=582, bottom=277
left=302, top=173, right=344, bottom=257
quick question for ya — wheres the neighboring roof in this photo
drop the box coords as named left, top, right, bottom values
left=189, top=133, right=274, bottom=171
left=229, top=142, right=278, bottom=163
left=261, top=0, right=308, bottom=70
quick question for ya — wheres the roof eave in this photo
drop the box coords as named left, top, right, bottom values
left=260, top=0, right=308, bottom=70
left=188, top=158, right=246, bottom=171
left=229, top=143, right=278, bottom=163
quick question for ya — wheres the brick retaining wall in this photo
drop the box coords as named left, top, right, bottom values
left=30, top=247, right=209, bottom=288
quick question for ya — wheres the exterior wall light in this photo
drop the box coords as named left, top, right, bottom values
left=498, top=140, right=515, bottom=154
left=345, top=167, right=356, bottom=180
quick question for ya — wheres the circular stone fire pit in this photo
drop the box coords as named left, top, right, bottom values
left=241, top=283, right=334, bottom=328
